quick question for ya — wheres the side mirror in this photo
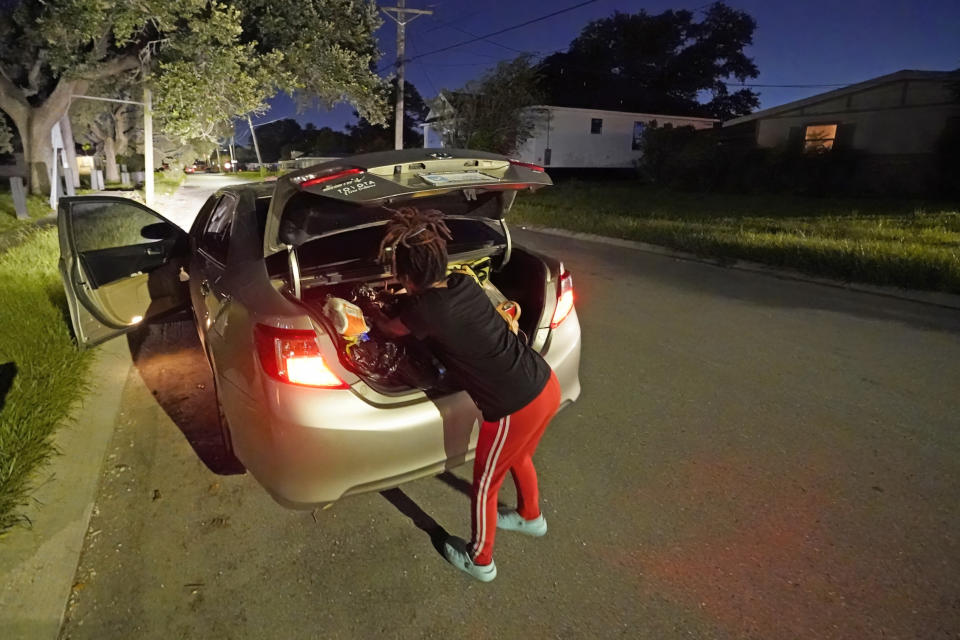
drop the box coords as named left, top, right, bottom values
left=141, top=222, right=175, bottom=240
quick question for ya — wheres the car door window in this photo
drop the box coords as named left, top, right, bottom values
left=190, top=195, right=220, bottom=239
left=71, top=201, right=165, bottom=253
left=70, top=200, right=176, bottom=288
left=199, top=195, right=237, bottom=265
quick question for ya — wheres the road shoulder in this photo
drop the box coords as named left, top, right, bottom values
left=520, top=225, right=960, bottom=311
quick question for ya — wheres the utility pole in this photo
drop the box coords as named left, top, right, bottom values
left=247, top=114, right=265, bottom=176
left=382, top=1, right=432, bottom=150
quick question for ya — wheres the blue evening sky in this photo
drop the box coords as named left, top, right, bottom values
left=245, top=0, right=960, bottom=134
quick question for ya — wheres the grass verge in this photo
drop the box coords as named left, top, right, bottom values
left=0, top=189, right=53, bottom=235
left=513, top=181, right=960, bottom=294
left=0, top=228, right=94, bottom=534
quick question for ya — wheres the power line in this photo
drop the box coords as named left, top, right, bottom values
left=439, top=23, right=529, bottom=55
left=403, top=0, right=599, bottom=65
left=421, top=7, right=491, bottom=34
left=408, top=40, right=439, bottom=96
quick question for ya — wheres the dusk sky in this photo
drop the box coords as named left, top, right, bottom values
left=243, top=0, right=960, bottom=137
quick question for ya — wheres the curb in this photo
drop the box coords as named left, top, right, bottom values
left=0, top=338, right=132, bottom=640
left=519, top=225, right=960, bottom=312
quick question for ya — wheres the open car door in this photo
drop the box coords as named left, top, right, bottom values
left=58, top=196, right=190, bottom=348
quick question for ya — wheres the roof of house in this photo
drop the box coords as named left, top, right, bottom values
left=424, top=91, right=719, bottom=124
left=725, top=69, right=959, bottom=127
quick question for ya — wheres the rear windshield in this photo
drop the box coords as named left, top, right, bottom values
left=278, top=190, right=504, bottom=247
left=296, top=217, right=505, bottom=276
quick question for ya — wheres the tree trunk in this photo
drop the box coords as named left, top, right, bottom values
left=103, top=136, right=120, bottom=183
left=1, top=53, right=137, bottom=194
left=2, top=77, right=88, bottom=195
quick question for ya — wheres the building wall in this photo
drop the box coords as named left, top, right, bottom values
left=755, top=79, right=959, bottom=154
left=516, top=107, right=716, bottom=168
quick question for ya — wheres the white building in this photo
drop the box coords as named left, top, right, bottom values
left=424, top=96, right=718, bottom=168
left=514, top=106, right=717, bottom=168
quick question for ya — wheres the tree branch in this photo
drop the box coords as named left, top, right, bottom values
left=75, top=54, right=141, bottom=82
left=23, top=58, right=43, bottom=99
left=0, top=66, right=29, bottom=123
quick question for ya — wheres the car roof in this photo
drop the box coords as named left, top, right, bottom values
left=222, top=181, right=276, bottom=199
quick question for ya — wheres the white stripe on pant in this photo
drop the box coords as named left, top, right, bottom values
left=472, top=415, right=510, bottom=560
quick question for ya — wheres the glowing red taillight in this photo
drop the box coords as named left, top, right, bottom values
left=298, top=167, right=363, bottom=189
left=550, top=267, right=574, bottom=329
left=254, top=324, right=347, bottom=388
left=509, top=159, right=545, bottom=172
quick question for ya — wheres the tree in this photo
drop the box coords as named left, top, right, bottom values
left=438, top=56, right=543, bottom=154
left=347, top=79, right=428, bottom=152
left=293, top=124, right=353, bottom=157
left=70, top=78, right=140, bottom=182
left=538, top=3, right=759, bottom=120
left=0, top=0, right=386, bottom=194
left=0, top=113, right=12, bottom=154
left=252, top=119, right=304, bottom=162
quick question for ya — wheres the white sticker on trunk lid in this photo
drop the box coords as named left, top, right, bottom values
left=420, top=172, right=499, bottom=186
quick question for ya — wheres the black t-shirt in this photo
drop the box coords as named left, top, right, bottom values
left=400, top=273, right=552, bottom=421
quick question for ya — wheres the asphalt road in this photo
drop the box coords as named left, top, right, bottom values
left=59, top=177, right=960, bottom=639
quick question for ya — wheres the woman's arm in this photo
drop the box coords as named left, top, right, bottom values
left=369, top=307, right=411, bottom=337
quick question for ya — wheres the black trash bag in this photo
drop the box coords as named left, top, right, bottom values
left=348, top=338, right=402, bottom=385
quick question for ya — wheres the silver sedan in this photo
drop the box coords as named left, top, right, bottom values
left=58, top=149, right=582, bottom=508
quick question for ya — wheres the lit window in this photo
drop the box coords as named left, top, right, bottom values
left=804, top=124, right=837, bottom=152
left=591, top=118, right=603, bottom=134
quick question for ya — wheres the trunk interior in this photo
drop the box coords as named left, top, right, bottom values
left=299, top=248, right=549, bottom=396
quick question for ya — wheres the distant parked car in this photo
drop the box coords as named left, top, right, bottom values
left=56, top=149, right=582, bottom=509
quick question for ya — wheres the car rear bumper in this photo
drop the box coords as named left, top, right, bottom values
left=218, top=309, right=582, bottom=509
left=219, top=376, right=482, bottom=508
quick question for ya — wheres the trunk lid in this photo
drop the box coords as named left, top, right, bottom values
left=262, top=149, right=551, bottom=257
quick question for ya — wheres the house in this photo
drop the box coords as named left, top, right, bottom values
left=514, top=106, right=718, bottom=169
left=723, top=69, right=960, bottom=192
left=424, top=93, right=718, bottom=168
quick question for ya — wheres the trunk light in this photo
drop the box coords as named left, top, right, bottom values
left=550, top=268, right=574, bottom=329
left=297, top=168, right=363, bottom=189
left=254, top=324, right=347, bottom=388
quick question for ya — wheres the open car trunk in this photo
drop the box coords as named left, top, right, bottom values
left=262, top=149, right=556, bottom=395
left=296, top=246, right=550, bottom=396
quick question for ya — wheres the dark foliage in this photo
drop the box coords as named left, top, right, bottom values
left=347, top=79, right=428, bottom=152
left=538, top=3, right=759, bottom=119
left=635, top=123, right=863, bottom=196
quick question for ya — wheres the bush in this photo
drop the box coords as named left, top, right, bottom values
left=636, top=122, right=863, bottom=196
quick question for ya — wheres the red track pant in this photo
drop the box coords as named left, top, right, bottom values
left=470, top=372, right=561, bottom=566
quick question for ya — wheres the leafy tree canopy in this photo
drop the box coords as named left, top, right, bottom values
left=0, top=0, right=387, bottom=191
left=538, top=3, right=759, bottom=119
left=440, top=55, right=543, bottom=155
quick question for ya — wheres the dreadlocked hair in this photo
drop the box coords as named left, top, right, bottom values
left=378, top=207, right=453, bottom=290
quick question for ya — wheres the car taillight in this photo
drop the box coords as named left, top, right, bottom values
left=550, top=267, right=574, bottom=329
left=254, top=324, right=347, bottom=388
left=295, top=167, right=363, bottom=189
left=508, top=159, right=545, bottom=172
